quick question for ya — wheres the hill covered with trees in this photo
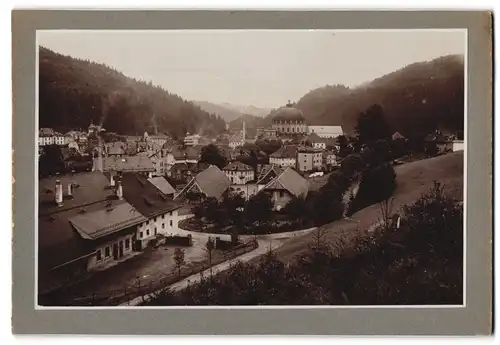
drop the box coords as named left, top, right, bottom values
left=39, top=47, right=226, bottom=139
left=295, top=55, right=464, bottom=138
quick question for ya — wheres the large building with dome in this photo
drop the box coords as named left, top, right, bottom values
left=271, top=102, right=308, bottom=135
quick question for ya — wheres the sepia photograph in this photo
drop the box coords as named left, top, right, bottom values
left=36, top=29, right=466, bottom=308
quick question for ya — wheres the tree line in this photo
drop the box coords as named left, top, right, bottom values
left=39, top=47, right=226, bottom=139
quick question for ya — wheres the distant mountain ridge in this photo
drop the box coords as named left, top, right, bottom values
left=194, top=101, right=271, bottom=122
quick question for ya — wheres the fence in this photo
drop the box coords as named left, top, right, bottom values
left=45, top=239, right=258, bottom=307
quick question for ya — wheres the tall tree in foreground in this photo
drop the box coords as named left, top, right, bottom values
left=173, top=248, right=185, bottom=277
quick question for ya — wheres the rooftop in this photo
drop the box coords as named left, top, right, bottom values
left=270, top=145, right=298, bottom=159
left=121, top=173, right=183, bottom=218
left=102, top=155, right=155, bottom=172
left=176, top=165, right=231, bottom=200
left=223, top=161, right=254, bottom=172
left=262, top=167, right=309, bottom=198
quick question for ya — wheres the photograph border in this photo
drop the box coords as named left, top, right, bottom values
left=12, top=10, right=492, bottom=335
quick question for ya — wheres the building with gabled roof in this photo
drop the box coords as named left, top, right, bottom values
left=259, top=167, right=309, bottom=211
left=101, top=155, right=155, bottom=174
left=304, top=132, right=327, bottom=149
left=175, top=165, right=231, bottom=201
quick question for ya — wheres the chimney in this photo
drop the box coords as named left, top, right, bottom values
left=110, top=173, right=115, bottom=187
left=67, top=182, right=73, bottom=197
left=55, top=179, right=63, bottom=206
left=116, top=178, right=123, bottom=200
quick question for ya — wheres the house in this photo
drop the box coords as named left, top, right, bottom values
left=259, top=167, right=309, bottom=211
left=37, top=172, right=146, bottom=294
left=184, top=133, right=201, bottom=146
left=175, top=165, right=231, bottom=201
left=223, top=161, right=259, bottom=200
left=39, top=128, right=68, bottom=146
left=424, top=131, right=454, bottom=154
left=120, top=173, right=184, bottom=249
left=229, top=132, right=245, bottom=149
left=297, top=147, right=323, bottom=173
left=304, top=132, right=327, bottom=150
left=307, top=125, right=344, bottom=138
left=147, top=133, right=170, bottom=147
left=147, top=176, right=176, bottom=197
left=323, top=149, right=338, bottom=167
left=269, top=145, right=298, bottom=169
left=392, top=132, right=407, bottom=141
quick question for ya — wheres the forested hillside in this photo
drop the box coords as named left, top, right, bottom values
left=39, top=47, right=226, bottom=139
left=295, top=55, right=464, bottom=138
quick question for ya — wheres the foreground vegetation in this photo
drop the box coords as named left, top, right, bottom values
left=144, top=182, right=463, bottom=305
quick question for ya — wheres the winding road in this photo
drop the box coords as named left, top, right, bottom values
left=119, top=226, right=317, bottom=306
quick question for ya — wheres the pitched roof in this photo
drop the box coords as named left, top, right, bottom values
left=263, top=167, right=309, bottom=198
left=121, top=173, right=182, bottom=218
left=176, top=165, right=231, bottom=200
left=148, top=176, right=176, bottom=195
left=170, top=145, right=201, bottom=160
left=257, top=164, right=284, bottom=184
left=270, top=145, right=298, bottom=159
left=392, top=132, right=406, bottom=140
left=69, top=201, right=146, bottom=240
left=102, top=155, right=155, bottom=172
left=223, top=161, right=253, bottom=172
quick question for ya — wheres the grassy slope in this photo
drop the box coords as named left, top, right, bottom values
left=276, top=151, right=464, bottom=262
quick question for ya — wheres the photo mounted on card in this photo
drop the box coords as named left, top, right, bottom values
left=12, top=10, right=493, bottom=335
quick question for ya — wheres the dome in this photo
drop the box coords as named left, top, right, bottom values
left=272, top=105, right=305, bottom=122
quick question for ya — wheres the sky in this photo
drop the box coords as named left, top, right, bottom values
left=38, top=30, right=466, bottom=109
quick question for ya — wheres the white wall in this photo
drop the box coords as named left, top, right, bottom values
left=453, top=141, right=464, bottom=152
left=136, top=209, right=183, bottom=247
left=87, top=233, right=135, bottom=270
left=269, top=157, right=296, bottom=168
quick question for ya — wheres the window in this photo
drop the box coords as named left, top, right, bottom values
left=96, top=250, right=102, bottom=261
left=162, top=214, right=165, bottom=219
left=139, top=231, right=143, bottom=238
left=162, top=223, right=165, bottom=229
left=279, top=191, right=285, bottom=198
left=169, top=211, right=172, bottom=216
left=105, top=247, right=110, bottom=257
left=154, top=228, right=157, bottom=235
left=170, top=220, right=173, bottom=227
left=146, top=229, right=150, bottom=236
left=125, top=239, right=130, bottom=249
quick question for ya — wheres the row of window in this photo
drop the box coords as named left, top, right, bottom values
left=139, top=220, right=174, bottom=239
left=145, top=212, right=173, bottom=225
left=96, top=238, right=130, bottom=261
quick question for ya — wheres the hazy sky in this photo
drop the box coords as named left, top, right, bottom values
left=38, top=30, right=465, bottom=109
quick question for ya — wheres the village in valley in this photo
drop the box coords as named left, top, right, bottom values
left=37, top=30, right=465, bottom=306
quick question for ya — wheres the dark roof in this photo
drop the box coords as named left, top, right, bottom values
left=102, top=155, right=155, bottom=172
left=176, top=165, right=231, bottom=200
left=271, top=106, right=305, bottom=122
left=170, top=145, right=201, bottom=160
left=270, top=145, right=298, bottom=159
left=38, top=171, right=112, bottom=215
left=223, top=161, right=253, bottom=172
left=121, top=173, right=183, bottom=218
left=262, top=167, right=309, bottom=198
